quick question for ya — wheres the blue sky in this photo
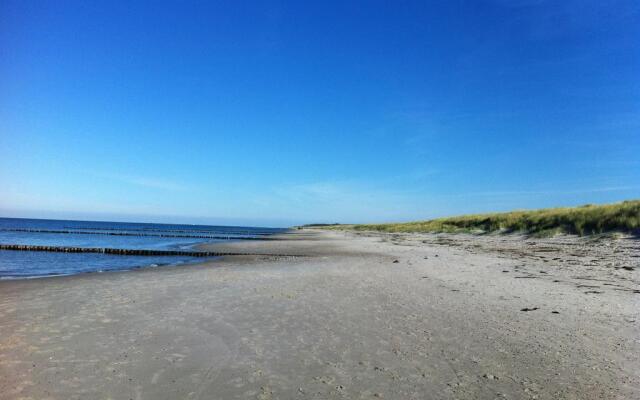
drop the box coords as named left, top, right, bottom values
left=1, top=0, right=639, bottom=227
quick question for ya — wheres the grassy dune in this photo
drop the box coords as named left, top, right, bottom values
left=320, top=200, right=640, bottom=236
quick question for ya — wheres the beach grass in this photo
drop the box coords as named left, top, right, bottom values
left=311, top=200, right=640, bottom=236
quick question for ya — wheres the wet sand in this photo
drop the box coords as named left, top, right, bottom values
left=0, top=229, right=638, bottom=399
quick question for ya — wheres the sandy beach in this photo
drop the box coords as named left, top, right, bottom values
left=1, top=229, right=638, bottom=399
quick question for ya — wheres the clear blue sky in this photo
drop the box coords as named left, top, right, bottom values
left=1, top=1, right=639, bottom=227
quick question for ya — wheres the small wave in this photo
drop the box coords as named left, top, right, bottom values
left=0, top=273, right=72, bottom=280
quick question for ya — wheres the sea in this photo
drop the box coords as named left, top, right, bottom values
left=0, top=217, right=286, bottom=279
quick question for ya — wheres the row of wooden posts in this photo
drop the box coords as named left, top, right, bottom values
left=0, top=244, right=303, bottom=258
left=0, top=228, right=276, bottom=241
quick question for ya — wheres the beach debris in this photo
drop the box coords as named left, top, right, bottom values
left=392, top=260, right=399, bottom=263
left=520, top=307, right=539, bottom=312
left=483, top=373, right=498, bottom=380
left=551, top=311, right=560, bottom=314
left=258, top=386, right=273, bottom=400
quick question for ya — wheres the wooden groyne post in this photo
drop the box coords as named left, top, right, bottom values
left=0, top=244, right=305, bottom=258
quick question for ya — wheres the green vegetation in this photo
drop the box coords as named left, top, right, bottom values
left=300, top=223, right=342, bottom=227
left=325, top=200, right=640, bottom=236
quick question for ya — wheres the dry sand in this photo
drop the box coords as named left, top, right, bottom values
left=0, top=229, right=638, bottom=399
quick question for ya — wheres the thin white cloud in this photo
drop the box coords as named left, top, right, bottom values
left=263, top=180, right=640, bottom=222
left=262, top=180, right=428, bottom=223
left=101, top=173, right=190, bottom=192
left=441, top=185, right=640, bottom=198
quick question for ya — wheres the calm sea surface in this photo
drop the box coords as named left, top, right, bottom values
left=0, top=218, right=285, bottom=279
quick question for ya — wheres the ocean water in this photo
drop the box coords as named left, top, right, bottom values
left=0, top=218, right=285, bottom=279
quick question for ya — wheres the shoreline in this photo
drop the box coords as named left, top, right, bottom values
left=1, top=229, right=638, bottom=399
left=0, top=256, right=212, bottom=282
left=0, top=230, right=295, bottom=280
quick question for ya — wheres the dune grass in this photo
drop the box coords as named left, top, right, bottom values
left=319, top=200, right=640, bottom=236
